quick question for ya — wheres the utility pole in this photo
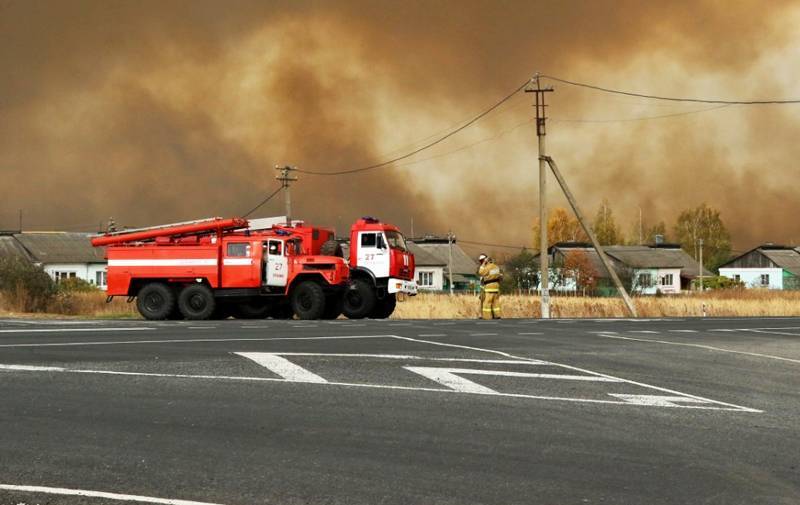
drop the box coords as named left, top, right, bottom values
left=18, top=209, right=22, bottom=232
left=698, top=238, right=704, bottom=292
left=526, top=73, right=554, bottom=319
left=275, top=165, right=298, bottom=226
left=638, top=206, right=643, bottom=245
left=447, top=231, right=455, bottom=295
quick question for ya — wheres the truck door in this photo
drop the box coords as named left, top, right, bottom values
left=357, top=232, right=390, bottom=278
left=222, top=241, right=256, bottom=288
left=264, top=239, right=288, bottom=287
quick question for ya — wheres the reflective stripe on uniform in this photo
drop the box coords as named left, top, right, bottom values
left=484, top=289, right=499, bottom=293
left=482, top=308, right=494, bottom=312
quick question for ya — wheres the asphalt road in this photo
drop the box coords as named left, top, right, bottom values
left=0, top=316, right=798, bottom=504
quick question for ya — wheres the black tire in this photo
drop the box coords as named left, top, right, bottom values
left=233, top=299, right=271, bottom=319
left=320, top=239, right=344, bottom=257
left=136, top=283, right=176, bottom=320
left=322, top=294, right=344, bottom=320
left=370, top=293, right=397, bottom=319
left=178, top=284, right=216, bottom=320
left=342, top=278, right=376, bottom=319
left=291, top=281, right=326, bottom=320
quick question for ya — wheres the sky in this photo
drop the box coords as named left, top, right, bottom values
left=2, top=0, right=799, bottom=255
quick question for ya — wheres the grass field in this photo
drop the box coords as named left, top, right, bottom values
left=3, top=289, right=800, bottom=319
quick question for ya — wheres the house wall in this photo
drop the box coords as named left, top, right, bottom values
left=631, top=268, right=681, bottom=294
left=719, top=268, right=783, bottom=289
left=43, top=263, right=108, bottom=288
left=416, top=266, right=445, bottom=291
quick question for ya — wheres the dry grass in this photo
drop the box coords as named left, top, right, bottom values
left=394, top=290, right=800, bottom=319
left=2, top=289, right=800, bottom=319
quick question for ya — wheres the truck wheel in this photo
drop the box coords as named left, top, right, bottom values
left=233, top=299, right=271, bottom=319
left=342, top=278, right=376, bottom=319
left=178, top=284, right=216, bottom=320
left=291, top=281, right=326, bottom=320
left=370, top=293, right=397, bottom=319
left=136, top=283, right=176, bottom=320
left=320, top=240, right=344, bottom=257
left=322, top=294, right=344, bottom=319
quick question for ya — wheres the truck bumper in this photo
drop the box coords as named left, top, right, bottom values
left=388, top=278, right=418, bottom=295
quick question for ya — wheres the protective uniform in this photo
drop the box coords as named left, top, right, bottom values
left=478, top=257, right=502, bottom=320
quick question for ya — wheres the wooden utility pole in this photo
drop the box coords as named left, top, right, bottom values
left=275, top=165, right=298, bottom=226
left=447, top=232, right=455, bottom=295
left=526, top=74, right=554, bottom=319
left=541, top=156, right=638, bottom=317
left=698, top=238, right=704, bottom=292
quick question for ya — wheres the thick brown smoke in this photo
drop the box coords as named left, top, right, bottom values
left=1, top=0, right=799, bottom=254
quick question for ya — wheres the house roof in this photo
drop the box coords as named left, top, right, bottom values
left=408, top=240, right=478, bottom=275
left=760, top=248, right=800, bottom=276
left=11, top=232, right=105, bottom=264
left=548, top=243, right=712, bottom=278
left=0, top=235, right=33, bottom=262
left=719, top=244, right=800, bottom=276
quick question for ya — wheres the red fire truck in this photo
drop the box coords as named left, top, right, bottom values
left=92, top=217, right=351, bottom=320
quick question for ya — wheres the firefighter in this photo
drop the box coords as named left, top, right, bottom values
left=478, top=253, right=502, bottom=320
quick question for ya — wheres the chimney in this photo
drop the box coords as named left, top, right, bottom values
left=654, top=234, right=664, bottom=245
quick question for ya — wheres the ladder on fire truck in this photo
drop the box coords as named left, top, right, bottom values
left=91, top=217, right=248, bottom=247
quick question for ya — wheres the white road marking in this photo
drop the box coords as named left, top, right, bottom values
left=742, top=328, right=800, bottom=337
left=629, top=330, right=659, bottom=334
left=187, top=326, right=215, bottom=330
left=418, top=333, right=447, bottom=337
left=433, top=322, right=456, bottom=325
left=0, top=484, right=225, bottom=505
left=609, top=395, right=713, bottom=407
left=405, top=366, right=620, bottom=393
left=0, top=363, right=748, bottom=410
left=595, top=333, right=800, bottom=365
left=668, top=330, right=697, bottom=333
left=470, top=333, right=498, bottom=336
left=0, top=334, right=391, bottom=348
left=236, top=353, right=328, bottom=383
left=0, top=327, right=154, bottom=334
left=265, top=353, right=550, bottom=365
left=517, top=332, right=543, bottom=335
left=709, top=329, right=736, bottom=332
left=393, top=335, right=760, bottom=412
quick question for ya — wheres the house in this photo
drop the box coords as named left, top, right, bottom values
left=541, top=242, right=712, bottom=294
left=0, top=231, right=107, bottom=288
left=407, top=237, right=479, bottom=292
left=718, top=245, right=800, bottom=289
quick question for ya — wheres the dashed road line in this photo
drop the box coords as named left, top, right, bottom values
left=418, top=334, right=447, bottom=337
left=668, top=330, right=697, bottom=333
left=517, top=332, right=543, bottom=335
left=595, top=333, right=800, bottom=365
left=630, top=330, right=659, bottom=334
left=470, top=333, right=498, bottom=336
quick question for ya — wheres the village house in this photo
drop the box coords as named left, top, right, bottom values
left=538, top=242, right=712, bottom=295
left=0, top=231, right=107, bottom=288
left=718, top=244, right=800, bottom=289
left=407, top=236, right=479, bottom=292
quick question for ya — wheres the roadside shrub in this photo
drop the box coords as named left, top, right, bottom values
left=0, top=256, right=57, bottom=312
left=57, top=277, right=99, bottom=293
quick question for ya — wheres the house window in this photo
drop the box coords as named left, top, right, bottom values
left=54, top=271, right=77, bottom=283
left=637, top=273, right=652, bottom=288
left=95, top=271, right=107, bottom=287
left=760, top=274, right=770, bottom=286
left=733, top=274, right=741, bottom=282
left=661, top=273, right=674, bottom=286
left=227, top=243, right=250, bottom=257
left=417, top=271, right=434, bottom=287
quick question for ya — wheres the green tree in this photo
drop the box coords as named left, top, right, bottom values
left=500, top=249, right=539, bottom=293
left=673, top=203, right=732, bottom=269
left=592, top=199, right=624, bottom=245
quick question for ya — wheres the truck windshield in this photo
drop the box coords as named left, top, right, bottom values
left=385, top=231, right=407, bottom=251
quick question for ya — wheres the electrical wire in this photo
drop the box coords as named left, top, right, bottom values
left=551, top=104, right=731, bottom=123
left=242, top=185, right=283, bottom=218
left=295, top=80, right=530, bottom=176
left=541, top=74, right=800, bottom=105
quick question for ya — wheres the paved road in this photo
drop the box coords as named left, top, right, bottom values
left=0, top=317, right=798, bottom=504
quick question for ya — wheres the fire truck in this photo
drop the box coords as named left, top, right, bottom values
left=320, top=217, right=417, bottom=319
left=91, top=217, right=351, bottom=320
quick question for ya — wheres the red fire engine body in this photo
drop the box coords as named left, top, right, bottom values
left=92, top=217, right=351, bottom=320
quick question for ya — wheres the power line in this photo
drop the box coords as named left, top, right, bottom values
left=541, top=74, right=800, bottom=105
left=295, top=79, right=530, bottom=176
left=552, top=104, right=730, bottom=123
left=242, top=185, right=283, bottom=218
left=458, top=239, right=532, bottom=250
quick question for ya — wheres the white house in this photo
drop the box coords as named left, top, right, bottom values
left=542, top=243, right=711, bottom=295
left=0, top=232, right=108, bottom=288
left=718, top=245, right=800, bottom=290
left=408, top=237, right=479, bottom=292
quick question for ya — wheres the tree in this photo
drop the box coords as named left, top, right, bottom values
left=562, top=250, right=599, bottom=292
left=673, top=203, right=732, bottom=269
left=531, top=207, right=588, bottom=249
left=592, top=199, right=624, bottom=245
left=500, top=249, right=539, bottom=293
